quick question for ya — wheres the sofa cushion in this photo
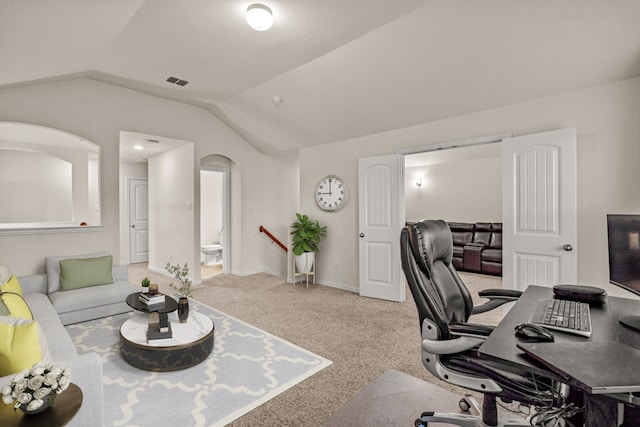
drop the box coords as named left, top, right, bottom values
left=0, top=292, right=33, bottom=320
left=21, top=293, right=77, bottom=359
left=49, top=280, right=135, bottom=316
left=482, top=248, right=502, bottom=263
left=60, top=255, right=113, bottom=291
left=22, top=293, right=61, bottom=323
left=490, top=230, right=502, bottom=249
left=473, top=223, right=492, bottom=246
left=448, top=222, right=474, bottom=247
left=0, top=316, right=52, bottom=376
left=46, top=251, right=109, bottom=293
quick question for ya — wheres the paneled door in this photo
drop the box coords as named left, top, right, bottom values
left=502, top=128, right=577, bottom=291
left=358, top=154, right=405, bottom=302
left=129, top=178, right=149, bottom=264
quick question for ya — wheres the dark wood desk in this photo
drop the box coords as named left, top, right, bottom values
left=0, top=383, right=82, bottom=427
left=479, top=285, right=640, bottom=426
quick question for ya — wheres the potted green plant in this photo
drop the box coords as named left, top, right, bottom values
left=141, top=277, right=150, bottom=293
left=290, top=213, right=327, bottom=274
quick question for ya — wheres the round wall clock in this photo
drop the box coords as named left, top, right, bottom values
left=315, top=175, right=347, bottom=211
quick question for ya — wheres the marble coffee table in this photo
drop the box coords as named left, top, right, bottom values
left=119, top=311, right=214, bottom=371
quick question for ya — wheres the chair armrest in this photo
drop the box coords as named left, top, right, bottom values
left=465, top=242, right=487, bottom=248
left=471, top=288, right=523, bottom=315
left=448, top=322, right=494, bottom=338
left=478, top=289, right=523, bottom=299
left=422, top=336, right=485, bottom=355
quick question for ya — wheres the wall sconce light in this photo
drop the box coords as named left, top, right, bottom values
left=246, top=4, right=273, bottom=31
left=416, top=178, right=422, bottom=188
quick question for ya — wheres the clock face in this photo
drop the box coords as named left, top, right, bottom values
left=315, top=175, right=347, bottom=211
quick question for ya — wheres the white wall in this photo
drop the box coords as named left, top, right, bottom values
left=149, top=144, right=195, bottom=276
left=0, top=151, right=72, bottom=222
left=405, top=155, right=502, bottom=223
left=0, top=140, right=96, bottom=225
left=299, top=77, right=640, bottom=292
left=0, top=78, right=297, bottom=277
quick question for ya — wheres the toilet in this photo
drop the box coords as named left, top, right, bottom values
left=201, top=244, right=223, bottom=266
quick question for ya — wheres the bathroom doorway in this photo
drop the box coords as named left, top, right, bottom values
left=200, top=166, right=228, bottom=279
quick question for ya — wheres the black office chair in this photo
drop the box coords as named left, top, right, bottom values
left=400, top=219, right=568, bottom=427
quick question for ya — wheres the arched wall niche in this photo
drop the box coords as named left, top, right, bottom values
left=0, top=122, right=101, bottom=233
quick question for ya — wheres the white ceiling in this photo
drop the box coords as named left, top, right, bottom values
left=2, top=0, right=640, bottom=156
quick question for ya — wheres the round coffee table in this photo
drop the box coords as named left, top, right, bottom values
left=119, top=311, right=214, bottom=372
left=0, top=383, right=82, bottom=427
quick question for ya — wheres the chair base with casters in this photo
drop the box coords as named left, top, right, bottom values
left=415, top=395, right=535, bottom=427
left=400, top=220, right=570, bottom=427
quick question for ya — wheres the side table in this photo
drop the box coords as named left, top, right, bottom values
left=126, top=292, right=178, bottom=329
left=0, top=383, right=83, bottom=427
left=292, top=255, right=315, bottom=288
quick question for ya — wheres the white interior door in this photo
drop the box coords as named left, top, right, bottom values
left=502, top=128, right=577, bottom=291
left=358, top=154, right=405, bottom=302
left=129, top=178, right=149, bottom=263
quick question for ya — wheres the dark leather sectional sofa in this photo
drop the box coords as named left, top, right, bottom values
left=447, top=222, right=502, bottom=276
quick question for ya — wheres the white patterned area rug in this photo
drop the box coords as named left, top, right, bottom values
left=66, top=299, right=332, bottom=427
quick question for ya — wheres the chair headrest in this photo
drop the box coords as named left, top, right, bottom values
left=409, top=220, right=453, bottom=276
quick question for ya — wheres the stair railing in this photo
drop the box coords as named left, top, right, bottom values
left=259, top=226, right=288, bottom=252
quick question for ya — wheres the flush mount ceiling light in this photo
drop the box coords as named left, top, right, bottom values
left=246, top=4, right=273, bottom=31
left=133, top=144, right=144, bottom=151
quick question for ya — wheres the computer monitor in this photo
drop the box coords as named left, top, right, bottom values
left=607, top=214, right=640, bottom=330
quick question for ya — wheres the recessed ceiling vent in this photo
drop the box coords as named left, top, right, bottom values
left=145, top=139, right=160, bottom=144
left=166, top=76, right=189, bottom=86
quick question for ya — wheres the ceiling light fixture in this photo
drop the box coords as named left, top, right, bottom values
left=133, top=144, right=144, bottom=151
left=246, top=4, right=273, bottom=31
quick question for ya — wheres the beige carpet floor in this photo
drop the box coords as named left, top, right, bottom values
left=128, top=263, right=502, bottom=426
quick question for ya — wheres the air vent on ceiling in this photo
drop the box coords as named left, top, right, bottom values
left=166, top=76, right=189, bottom=87
left=146, top=139, right=160, bottom=144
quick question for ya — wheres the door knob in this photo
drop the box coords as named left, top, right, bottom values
left=359, top=233, right=365, bottom=238
left=131, top=225, right=135, bottom=228
left=562, top=244, right=573, bottom=252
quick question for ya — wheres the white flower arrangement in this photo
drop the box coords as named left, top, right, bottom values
left=165, top=262, right=192, bottom=298
left=1, top=363, right=70, bottom=412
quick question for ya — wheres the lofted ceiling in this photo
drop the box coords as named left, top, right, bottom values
left=2, top=0, right=640, bottom=156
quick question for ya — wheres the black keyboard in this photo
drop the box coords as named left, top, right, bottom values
left=531, top=298, right=592, bottom=337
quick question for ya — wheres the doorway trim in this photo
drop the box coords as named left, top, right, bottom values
left=397, top=132, right=512, bottom=156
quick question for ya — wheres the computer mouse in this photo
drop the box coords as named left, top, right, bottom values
left=515, top=323, right=555, bottom=342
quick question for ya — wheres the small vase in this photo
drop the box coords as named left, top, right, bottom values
left=19, top=398, right=50, bottom=415
left=178, top=297, right=189, bottom=323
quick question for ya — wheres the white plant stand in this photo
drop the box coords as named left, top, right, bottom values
left=292, top=254, right=316, bottom=288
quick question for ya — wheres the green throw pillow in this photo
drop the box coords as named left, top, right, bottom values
left=59, top=255, right=113, bottom=291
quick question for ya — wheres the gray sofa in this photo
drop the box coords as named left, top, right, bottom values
left=1, top=255, right=138, bottom=426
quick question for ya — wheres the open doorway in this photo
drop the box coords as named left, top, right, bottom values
left=404, top=143, right=503, bottom=224
left=403, top=140, right=504, bottom=290
left=200, top=168, right=225, bottom=278
left=200, top=154, right=232, bottom=279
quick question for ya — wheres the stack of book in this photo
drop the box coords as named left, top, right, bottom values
left=139, top=292, right=165, bottom=307
left=147, top=322, right=173, bottom=343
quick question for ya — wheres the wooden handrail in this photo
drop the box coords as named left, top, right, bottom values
left=259, top=225, right=288, bottom=252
